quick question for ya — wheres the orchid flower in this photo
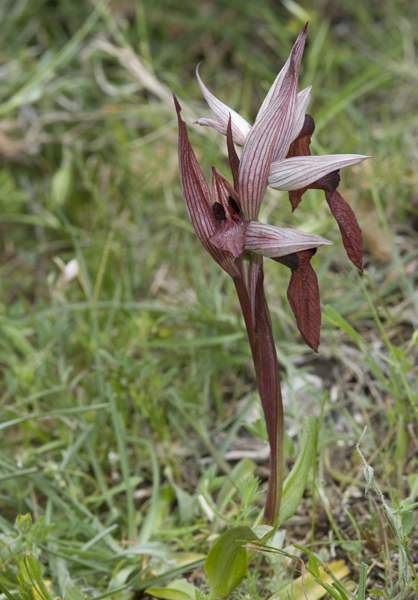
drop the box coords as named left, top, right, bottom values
left=174, top=24, right=369, bottom=526
left=195, top=24, right=369, bottom=270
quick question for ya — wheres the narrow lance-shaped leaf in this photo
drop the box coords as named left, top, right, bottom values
left=274, top=249, right=321, bottom=352
left=279, top=416, right=317, bottom=524
left=325, top=190, right=363, bottom=271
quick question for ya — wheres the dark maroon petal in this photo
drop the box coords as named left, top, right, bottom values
left=274, top=249, right=321, bottom=352
left=286, top=114, right=315, bottom=211
left=174, top=93, right=238, bottom=276
left=325, top=190, right=363, bottom=271
left=288, top=188, right=307, bottom=212
left=310, top=170, right=341, bottom=192
left=292, top=114, right=315, bottom=144
left=227, top=115, right=240, bottom=191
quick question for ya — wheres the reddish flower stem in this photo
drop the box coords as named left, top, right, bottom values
left=234, top=257, right=285, bottom=526
left=253, top=267, right=285, bottom=525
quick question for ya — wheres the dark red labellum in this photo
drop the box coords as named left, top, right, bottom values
left=274, top=249, right=321, bottom=352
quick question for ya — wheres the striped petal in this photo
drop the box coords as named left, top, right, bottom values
left=194, top=65, right=251, bottom=146
left=268, top=154, right=370, bottom=191
left=174, top=93, right=238, bottom=277
left=211, top=166, right=239, bottom=210
left=238, top=48, right=300, bottom=220
left=257, top=24, right=308, bottom=119
left=245, top=222, right=333, bottom=258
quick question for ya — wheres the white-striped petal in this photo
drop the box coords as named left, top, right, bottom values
left=257, top=24, right=307, bottom=119
left=239, top=49, right=300, bottom=220
left=245, top=222, right=333, bottom=258
left=290, top=86, right=312, bottom=143
left=194, top=65, right=251, bottom=146
left=268, top=154, right=370, bottom=191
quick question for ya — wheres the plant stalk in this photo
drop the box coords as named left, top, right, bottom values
left=234, top=257, right=285, bottom=526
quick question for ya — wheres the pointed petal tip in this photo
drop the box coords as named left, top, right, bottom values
left=298, top=22, right=309, bottom=41
left=173, top=92, right=181, bottom=116
left=298, top=23, right=308, bottom=39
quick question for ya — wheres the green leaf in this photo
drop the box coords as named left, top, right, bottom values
left=146, top=588, right=190, bottom=600
left=279, top=417, right=317, bottom=525
left=252, top=525, right=273, bottom=541
left=408, top=474, right=418, bottom=500
left=212, top=458, right=256, bottom=530
left=242, top=419, right=267, bottom=442
left=194, top=589, right=208, bottom=600
left=204, top=526, right=256, bottom=599
left=0, top=580, right=18, bottom=600
left=172, top=484, right=196, bottom=524
left=357, top=562, right=368, bottom=600
left=51, top=162, right=73, bottom=206
left=24, top=550, right=54, bottom=600
left=146, top=579, right=195, bottom=600
left=401, top=511, right=415, bottom=536
left=307, top=554, right=320, bottom=579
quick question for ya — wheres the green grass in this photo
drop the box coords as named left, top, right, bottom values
left=1, top=0, right=418, bottom=598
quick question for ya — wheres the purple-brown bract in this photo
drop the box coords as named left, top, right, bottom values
left=174, top=24, right=369, bottom=525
